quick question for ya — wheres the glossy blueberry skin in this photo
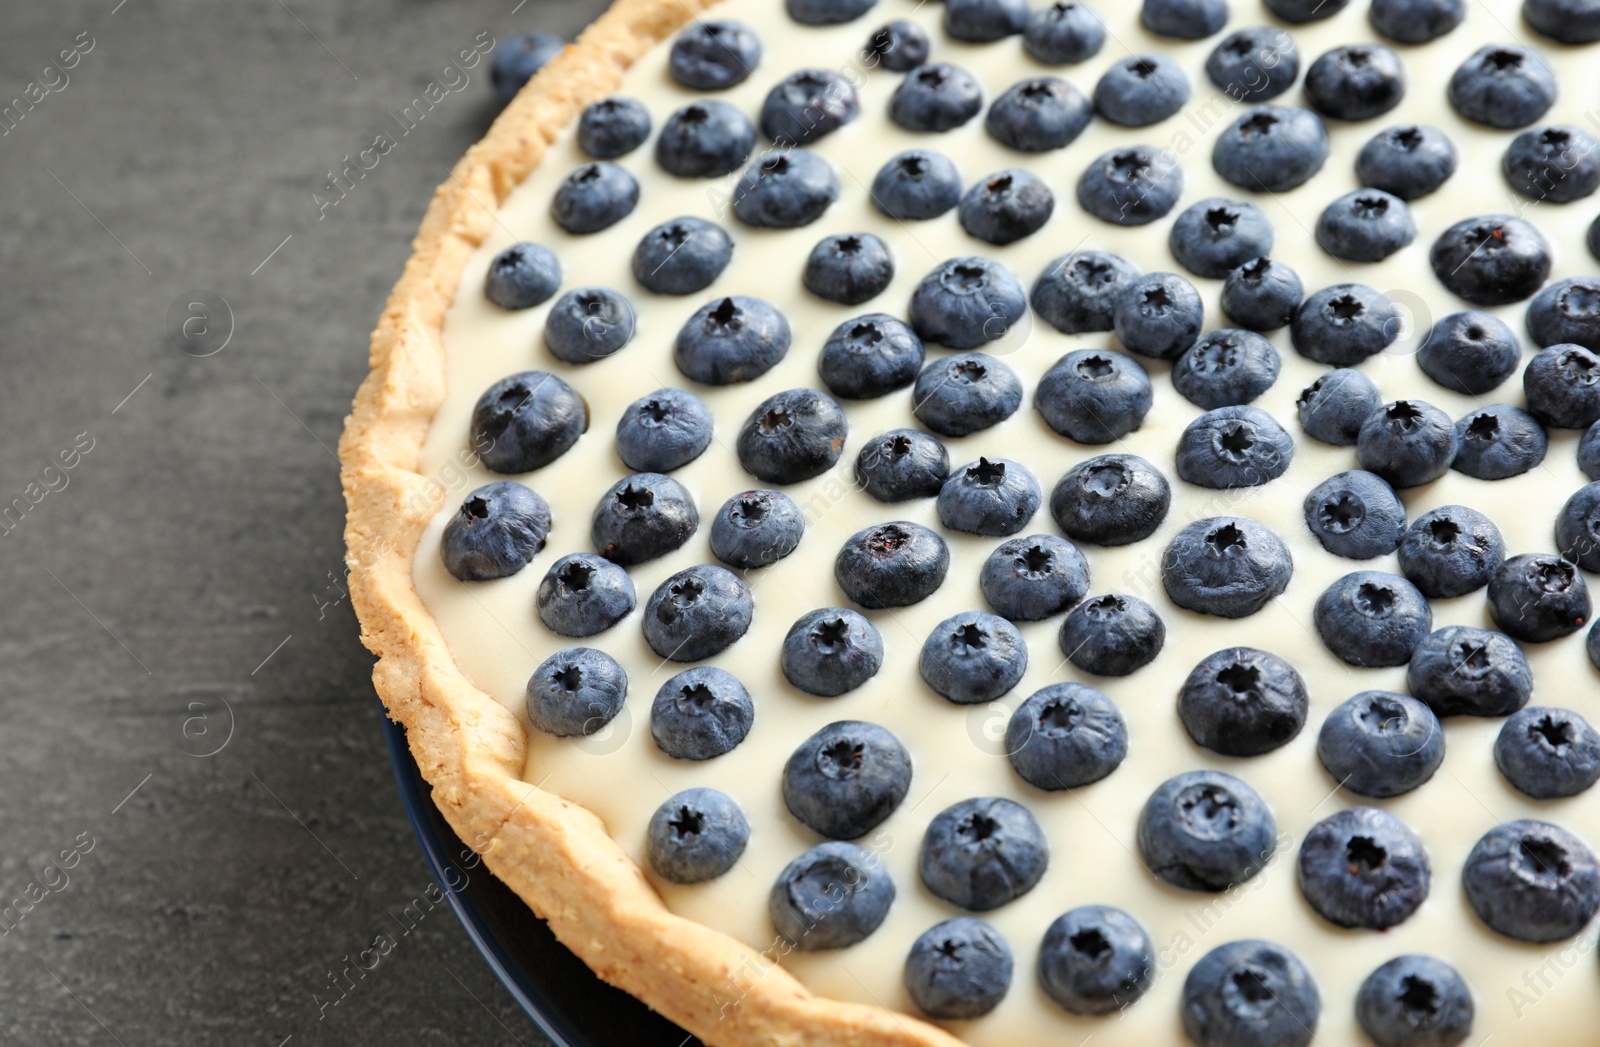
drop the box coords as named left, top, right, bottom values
left=736, top=388, right=848, bottom=484
left=1299, top=806, right=1429, bottom=930
left=919, top=797, right=1047, bottom=910
left=1268, top=0, right=1349, bottom=19
left=440, top=482, right=551, bottom=582
left=1293, top=283, right=1399, bottom=366
left=939, top=458, right=1042, bottom=537
left=1297, top=368, right=1381, bottom=445
left=1032, top=250, right=1138, bottom=334
left=1175, top=405, right=1296, bottom=490
left=864, top=19, right=929, bottom=73
left=1005, top=683, right=1127, bottom=789
left=1316, top=189, right=1414, bottom=263
left=1371, top=0, right=1464, bottom=42
left=1305, top=44, right=1405, bottom=121
left=1213, top=104, right=1330, bottom=192
left=1314, top=571, right=1432, bottom=667
left=904, top=918, right=1012, bottom=1019
left=491, top=31, right=563, bottom=102
left=783, top=720, right=912, bottom=839
left=959, top=169, right=1054, bottom=245
left=908, top=257, right=1027, bottom=351
left=835, top=522, right=949, bottom=608
left=1357, top=124, right=1457, bottom=201
left=1448, top=45, right=1555, bottom=131
left=1496, top=706, right=1600, bottom=799
left=944, top=0, right=1029, bottom=41
left=650, top=666, right=754, bottom=761
left=1303, top=470, right=1406, bottom=560
left=546, top=287, right=636, bottom=365
left=1397, top=506, right=1504, bottom=598
left=1525, top=0, right=1600, bottom=43
left=1139, top=771, right=1278, bottom=892
left=760, top=69, right=859, bottom=145
left=981, top=534, right=1090, bottom=620
left=709, top=489, right=805, bottom=570
left=804, top=233, right=893, bottom=305
left=1170, top=198, right=1274, bottom=280
left=1355, top=955, right=1474, bottom=1047
left=1558, top=481, right=1600, bottom=571
left=632, top=216, right=734, bottom=296
left=1035, top=350, right=1153, bottom=443
left=1050, top=453, right=1171, bottom=546
left=732, top=150, right=838, bottom=229
left=1179, top=647, right=1308, bottom=757
left=1416, top=311, right=1519, bottom=395
left=578, top=97, right=651, bottom=159
left=655, top=101, right=755, bottom=178
left=985, top=78, right=1092, bottom=152
left=1183, top=940, right=1321, bottom=1047
left=647, top=789, right=749, bottom=884
left=1430, top=215, right=1550, bottom=307
left=1504, top=125, right=1600, bottom=202
left=615, top=388, right=713, bottom=473
left=920, top=610, right=1028, bottom=705
left=1141, top=0, right=1227, bottom=39
left=640, top=564, right=754, bottom=662
left=1453, top=404, right=1547, bottom=480
left=536, top=553, right=637, bottom=637
left=890, top=63, right=985, bottom=133
left=1024, top=2, right=1107, bottom=64
left=1076, top=145, right=1183, bottom=226
left=770, top=841, right=896, bottom=950
left=471, top=370, right=588, bottom=474
left=1206, top=27, right=1299, bottom=102
left=788, top=0, right=877, bottom=23
left=912, top=353, right=1023, bottom=436
left=871, top=149, right=963, bottom=220
left=526, top=647, right=627, bottom=737
left=855, top=429, right=949, bottom=502
left=1528, top=277, right=1600, bottom=350
left=1525, top=344, right=1600, bottom=428
left=1406, top=625, right=1532, bottom=718
left=1222, top=256, right=1302, bottom=331
left=1357, top=400, right=1460, bottom=488
left=781, top=608, right=884, bottom=697
left=1582, top=419, right=1600, bottom=479
left=591, top=473, right=698, bottom=567
left=668, top=20, right=760, bottom=91
left=1114, top=271, right=1204, bottom=360
left=1174, top=330, right=1281, bottom=409
left=819, top=314, right=923, bottom=399
left=674, top=295, right=792, bottom=386
left=1059, top=594, right=1166, bottom=677
left=1489, top=553, right=1591, bottom=642
left=485, top=242, right=561, bottom=310
left=1038, top=906, right=1154, bottom=1016
left=1317, top=691, right=1444, bottom=799
left=1463, top=819, right=1600, bottom=942
left=551, top=162, right=638, bottom=235
left=1094, top=54, right=1189, bottom=126
left=1162, top=517, right=1293, bottom=618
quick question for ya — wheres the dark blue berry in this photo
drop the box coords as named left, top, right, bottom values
left=1396, top=505, right=1504, bottom=598
left=1489, top=553, right=1590, bottom=642
left=732, top=150, right=838, bottom=228
left=1179, top=646, right=1309, bottom=756
left=1313, top=570, right=1432, bottom=667
left=783, top=720, right=912, bottom=839
left=1316, top=691, right=1444, bottom=799
left=1183, top=940, right=1321, bottom=1047
left=1298, top=806, right=1429, bottom=929
left=855, top=429, right=949, bottom=501
left=1114, top=271, right=1203, bottom=360
left=440, top=482, right=550, bottom=581
left=1370, top=0, right=1464, bottom=42
left=985, top=77, right=1092, bottom=152
left=1268, top=0, right=1348, bottom=19
left=1205, top=27, right=1299, bottom=101
left=1141, top=0, right=1228, bottom=39
left=650, top=666, right=754, bottom=760
left=1496, top=706, right=1600, bottom=799
left=526, top=647, right=627, bottom=737
left=545, top=287, right=636, bottom=365
left=1094, top=55, right=1189, bottom=126
left=1504, top=125, right=1600, bottom=203
left=1050, top=454, right=1171, bottom=546
left=1213, top=104, right=1329, bottom=192
left=647, top=789, right=748, bottom=884
left=1416, top=310, right=1520, bottom=395
left=912, top=352, right=1023, bottom=436
left=669, top=20, right=760, bottom=91
left=1058, top=594, right=1166, bottom=677
left=1035, top=350, right=1153, bottom=442
left=491, top=31, right=563, bottom=103
left=1175, top=405, right=1295, bottom=489
left=1031, top=250, right=1138, bottom=334
left=938, top=457, right=1041, bottom=537
left=1527, top=277, right=1600, bottom=350
left=919, top=796, right=1047, bottom=909
left=675, top=295, right=791, bottom=386
left=1139, top=771, right=1277, bottom=891
left=471, top=370, right=587, bottom=473
left=1463, top=820, right=1600, bottom=942
left=1453, top=404, right=1546, bottom=480
left=1169, top=198, right=1274, bottom=279
left=803, top=233, right=893, bottom=305
left=710, top=489, right=804, bottom=569
left=736, top=388, right=847, bottom=484
left=1315, top=189, right=1414, bottom=263
left=536, top=553, right=636, bottom=637
left=591, top=472, right=698, bottom=566
left=1293, top=283, right=1399, bottom=365
left=1524, top=0, right=1600, bottom=43
left=904, top=918, right=1012, bottom=1019
left=640, top=564, right=753, bottom=661
left=835, top=521, right=949, bottom=608
left=770, top=841, right=896, bottom=949
left=1582, top=418, right=1600, bottom=479
left=864, top=19, right=929, bottom=73
left=871, top=149, right=962, bottom=219
left=1524, top=343, right=1600, bottom=428
left=551, top=162, right=637, bottom=234
left=1356, top=955, right=1474, bottom=1047
left=1358, top=399, right=1459, bottom=487
left=787, top=0, right=877, bottom=24
left=1173, top=329, right=1280, bottom=408
left=1356, top=124, right=1456, bottom=200
left=1038, top=906, right=1154, bottom=1015
left=1406, top=625, right=1531, bottom=718
left=1222, top=256, right=1302, bottom=331
left=615, top=388, right=712, bottom=473
left=819, top=315, right=923, bottom=399
left=1430, top=215, right=1550, bottom=307
left=1076, top=144, right=1183, bottom=225
left=1024, top=2, right=1108, bottom=64
left=485, top=242, right=560, bottom=309
left=980, top=534, right=1089, bottom=620
left=1296, top=367, right=1379, bottom=445
left=959, top=169, right=1054, bottom=245
left=920, top=610, right=1028, bottom=704
left=781, top=608, right=884, bottom=697
left=1005, top=683, right=1128, bottom=788
left=1303, top=470, right=1406, bottom=560
left=578, top=96, right=650, bottom=158
left=908, top=257, right=1027, bottom=351
left=632, top=216, right=734, bottom=295
left=890, top=63, right=984, bottom=133
left=1559, top=481, right=1600, bottom=571
left=1448, top=45, right=1555, bottom=130
left=944, top=0, right=1029, bottom=41
left=760, top=69, right=858, bottom=145
left=1162, top=517, right=1293, bottom=618
left=655, top=101, right=755, bottom=178
left=1305, top=44, right=1405, bottom=121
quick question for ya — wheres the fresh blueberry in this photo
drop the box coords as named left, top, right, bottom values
left=591, top=473, right=698, bottom=566
left=1305, top=44, right=1405, bottom=121
left=1590, top=214, right=1600, bottom=264
left=1268, top=0, right=1349, bottom=19
left=760, top=69, right=858, bottom=145
left=1524, top=0, right=1600, bottom=43
left=1504, top=125, right=1600, bottom=203
left=732, top=150, right=838, bottom=228
left=440, top=482, right=551, bottom=581
left=655, top=101, right=755, bottom=178
left=1406, top=625, right=1532, bottom=718
left=1296, top=367, right=1381, bottom=445
left=1141, top=0, right=1228, bottom=39
left=578, top=97, right=651, bottom=158
left=674, top=296, right=791, bottom=385
left=788, top=0, right=878, bottom=24
left=1453, top=404, right=1547, bottom=480
left=1076, top=145, right=1183, bottom=226
left=1524, top=343, right=1600, bottom=428
left=647, top=789, right=749, bottom=884
left=650, top=666, right=754, bottom=760
left=1527, top=277, right=1600, bottom=350
left=864, top=19, right=929, bottom=72
left=1024, top=2, right=1108, bottom=64
left=871, top=149, right=962, bottom=219
left=854, top=429, right=949, bottom=502
left=1032, top=250, right=1138, bottom=334
left=1496, top=706, right=1600, bottom=799
left=551, top=162, right=637, bottom=234
left=1299, top=807, right=1429, bottom=929
left=1448, top=45, right=1556, bottom=130
left=890, top=63, right=984, bottom=133
left=1173, top=329, right=1281, bottom=408
left=1169, top=198, right=1274, bottom=279
left=1582, top=419, right=1600, bottom=479
left=1162, top=517, right=1293, bottom=618
left=545, top=287, right=636, bottom=364
left=1317, top=691, right=1444, bottom=799
left=944, top=0, right=1029, bottom=41
left=1037, top=906, right=1154, bottom=1015
left=536, top=554, right=636, bottom=637
left=919, top=610, right=1028, bottom=704
left=485, top=242, right=560, bottom=310
left=819, top=314, right=923, bottom=399
left=1303, top=470, right=1406, bottom=560
left=1206, top=27, right=1299, bottom=101
left=904, top=918, right=1012, bottom=1019
left=1094, top=55, right=1189, bottom=126
left=1313, top=571, right=1432, bottom=667
left=736, top=388, right=848, bottom=484
left=919, top=796, right=1047, bottom=910
left=1035, top=350, right=1153, bottom=443
left=980, top=534, right=1090, bottom=620
left=1212, top=105, right=1329, bottom=192
left=1463, top=820, right=1600, bottom=942
left=709, top=489, right=804, bottom=569
left=669, top=20, right=760, bottom=91
left=471, top=371, right=588, bottom=473
left=526, top=647, right=627, bottom=737
left=1293, top=283, right=1399, bottom=365
left=1315, top=189, right=1414, bottom=263
left=1179, top=647, right=1309, bottom=757
left=1370, top=0, right=1464, bottom=42
left=1429, top=215, right=1550, bottom=307
left=908, top=257, right=1027, bottom=351
left=912, top=353, right=1023, bottom=436
left=783, top=720, right=912, bottom=839
left=835, top=522, right=949, bottom=608
left=632, top=216, right=734, bottom=296
left=1005, top=683, right=1128, bottom=788
left=1222, top=256, right=1302, bottom=331
left=1183, top=940, right=1321, bottom=1047
left=781, top=608, right=884, bottom=697
left=1356, top=124, right=1457, bottom=200
left=1397, top=506, right=1504, bottom=599
left=803, top=233, right=894, bottom=305
left=769, top=841, right=896, bottom=949
left=959, top=169, right=1055, bottom=245
left=1416, top=310, right=1520, bottom=395
left=1355, top=955, right=1474, bottom=1047
left=1139, top=771, right=1277, bottom=891
left=1114, top=271, right=1203, bottom=360
left=640, top=564, right=754, bottom=661
left=938, top=458, right=1042, bottom=537
left=1058, top=595, right=1166, bottom=677
left=491, top=31, right=563, bottom=103
left=985, top=78, right=1092, bottom=152
left=1175, top=405, right=1296, bottom=489
left=1050, top=454, right=1171, bottom=546
left=1357, top=400, right=1460, bottom=487
left=615, top=388, right=712, bottom=473
left=1489, top=553, right=1591, bottom=642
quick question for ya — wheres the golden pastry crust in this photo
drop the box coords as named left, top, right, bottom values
left=338, top=2, right=962, bottom=1043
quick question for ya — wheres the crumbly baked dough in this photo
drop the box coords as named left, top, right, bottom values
left=338, top=2, right=962, bottom=1043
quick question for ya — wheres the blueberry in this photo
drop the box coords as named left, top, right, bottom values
left=1213, top=105, right=1329, bottom=192
left=1206, top=27, right=1299, bottom=102
left=1175, top=405, right=1295, bottom=489
left=1314, top=571, right=1432, bottom=667
left=732, top=150, right=838, bottom=229
left=1496, top=706, right=1600, bottom=799
left=782, top=720, right=912, bottom=839
left=632, top=217, right=734, bottom=296
left=1463, top=820, right=1600, bottom=942
left=871, top=150, right=963, bottom=220
left=536, top=553, right=636, bottom=637
left=1524, top=0, right=1600, bottom=43
left=1032, top=250, right=1139, bottom=334
left=471, top=371, right=588, bottom=473
left=640, top=564, right=754, bottom=661
left=1173, top=329, right=1281, bottom=408
left=1035, top=350, right=1153, bottom=442
left=781, top=608, right=884, bottom=697
left=1058, top=594, right=1166, bottom=677
left=1315, top=189, right=1415, bottom=263
left=526, top=647, right=627, bottom=737
left=1504, top=125, right=1600, bottom=203
left=919, top=610, right=1028, bottom=704
left=1141, top=0, right=1228, bottom=39
left=1356, top=124, right=1457, bottom=200
left=1416, top=311, right=1520, bottom=395
left=675, top=295, right=791, bottom=386
left=904, top=918, right=1013, bottom=1019
left=1179, top=647, right=1309, bottom=757
left=1317, top=691, right=1444, bottom=799
left=803, top=233, right=894, bottom=305
left=787, top=0, right=877, bottom=24
left=709, top=489, right=804, bottom=569
left=551, top=162, right=638, bottom=234
left=1162, top=517, right=1293, bottom=618
left=1355, top=955, right=1474, bottom=1047
left=864, top=19, right=929, bottom=72
left=1527, top=277, right=1600, bottom=350
left=944, top=0, right=1030, bottom=41
left=1370, top=0, right=1464, bottom=42
left=1114, top=271, right=1204, bottom=360
left=1448, top=46, right=1556, bottom=130
left=1005, top=683, right=1128, bottom=788
left=1357, top=400, right=1460, bottom=487
left=1037, top=906, right=1154, bottom=1015
left=819, top=314, right=923, bottom=398
left=1183, top=940, right=1321, bottom=1047
left=1094, top=55, right=1190, bottom=126
left=1429, top=215, right=1550, bottom=307
left=1050, top=454, right=1171, bottom=545
left=545, top=287, right=636, bottom=365
left=491, top=31, right=563, bottom=103
left=440, top=482, right=551, bottom=581
left=770, top=841, right=896, bottom=949
left=985, top=78, right=1092, bottom=152
left=1296, top=367, right=1381, bottom=445
left=919, top=797, right=1047, bottom=910
left=1267, top=0, right=1348, bottom=19
left=912, top=353, right=1023, bottom=436
left=668, top=20, right=760, bottom=91
left=1222, top=256, right=1303, bottom=331
left=980, top=534, right=1090, bottom=620
left=1139, top=771, right=1277, bottom=891
left=647, top=788, right=749, bottom=884
left=615, top=388, right=713, bottom=473
left=485, top=242, right=560, bottom=309
left=1305, top=44, right=1405, bottom=121
left=908, top=257, right=1027, bottom=351
left=655, top=101, right=755, bottom=178
left=1303, top=470, right=1406, bottom=560
left=1524, top=343, right=1600, bottom=428
left=1169, top=198, right=1274, bottom=279
left=835, top=522, right=949, bottom=608
left=1076, top=145, right=1183, bottom=226
left=1489, top=553, right=1590, bottom=642
left=1406, top=625, right=1532, bottom=718
left=578, top=96, right=651, bottom=158
left=736, top=388, right=848, bottom=484
left=760, top=69, right=859, bottom=145
left=959, top=170, right=1055, bottom=245
left=1024, top=2, right=1108, bottom=64
left=591, top=473, right=698, bottom=566
left=938, top=458, right=1041, bottom=537
left=890, top=63, right=984, bottom=133
left=1292, top=283, right=1399, bottom=366
left=1453, top=404, right=1547, bottom=480
left=1591, top=213, right=1600, bottom=263
left=1583, top=419, right=1600, bottom=479
left=1299, top=807, right=1429, bottom=930
left=854, top=429, right=949, bottom=502
left=1396, top=505, right=1505, bottom=599
left=650, top=666, right=754, bottom=761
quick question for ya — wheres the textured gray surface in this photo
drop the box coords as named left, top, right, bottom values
left=0, top=1, right=609, bottom=1042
